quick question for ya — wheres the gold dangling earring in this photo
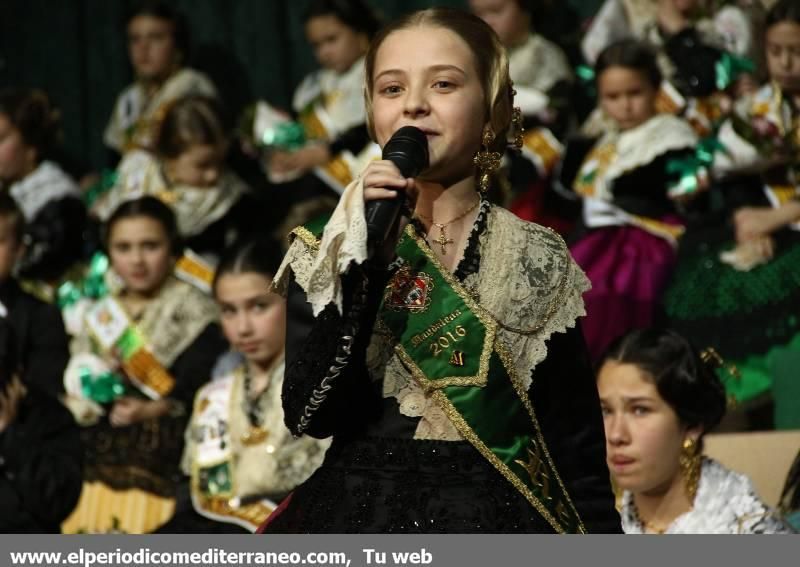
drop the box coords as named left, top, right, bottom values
left=473, top=127, right=502, bottom=193
left=511, top=106, right=525, bottom=150
left=679, top=437, right=702, bottom=504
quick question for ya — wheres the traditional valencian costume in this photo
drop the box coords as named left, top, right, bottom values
left=621, top=458, right=792, bottom=534
left=160, top=354, right=329, bottom=533
left=665, top=82, right=800, bottom=428
left=60, top=261, right=227, bottom=533
left=92, top=150, right=255, bottom=263
left=255, top=55, right=380, bottom=196
left=261, top=174, right=620, bottom=533
left=565, top=113, right=697, bottom=361
left=4, top=159, right=88, bottom=285
left=104, top=68, right=217, bottom=155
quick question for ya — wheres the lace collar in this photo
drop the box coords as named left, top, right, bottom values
left=621, top=458, right=792, bottom=534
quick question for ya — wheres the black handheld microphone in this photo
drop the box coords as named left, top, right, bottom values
left=365, top=126, right=429, bottom=256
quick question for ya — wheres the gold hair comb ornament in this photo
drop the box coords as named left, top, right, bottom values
left=700, top=347, right=741, bottom=409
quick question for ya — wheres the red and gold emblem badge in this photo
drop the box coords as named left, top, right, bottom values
left=384, top=266, right=434, bottom=313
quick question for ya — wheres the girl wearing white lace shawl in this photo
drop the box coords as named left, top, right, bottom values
left=104, top=2, right=217, bottom=156
left=158, top=239, right=329, bottom=533
left=565, top=40, right=698, bottom=362
left=262, top=9, right=620, bottom=534
left=259, top=0, right=382, bottom=197
left=598, top=328, right=792, bottom=534
left=94, top=96, right=254, bottom=265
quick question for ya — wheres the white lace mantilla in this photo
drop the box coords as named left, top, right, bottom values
left=621, top=458, right=793, bottom=534
left=277, top=197, right=591, bottom=441
left=589, top=114, right=697, bottom=201
left=8, top=161, right=79, bottom=220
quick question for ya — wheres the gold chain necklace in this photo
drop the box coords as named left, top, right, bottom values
left=631, top=500, right=670, bottom=534
left=414, top=198, right=480, bottom=254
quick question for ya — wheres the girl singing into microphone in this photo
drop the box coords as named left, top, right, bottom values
left=265, top=8, right=619, bottom=533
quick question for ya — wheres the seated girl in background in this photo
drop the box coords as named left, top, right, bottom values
left=563, top=39, right=698, bottom=361
left=249, top=0, right=381, bottom=199
left=104, top=0, right=217, bottom=159
left=470, top=0, right=576, bottom=230
left=664, top=0, right=800, bottom=428
left=0, top=87, right=88, bottom=291
left=93, top=95, right=256, bottom=264
left=61, top=196, right=227, bottom=533
left=160, top=239, right=329, bottom=533
left=598, top=328, right=792, bottom=534
left=580, top=0, right=761, bottom=140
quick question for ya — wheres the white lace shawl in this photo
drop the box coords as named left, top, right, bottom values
left=104, top=68, right=217, bottom=152
left=7, top=161, right=79, bottom=220
left=586, top=114, right=698, bottom=201
left=182, top=359, right=330, bottom=499
left=621, top=458, right=794, bottom=534
left=92, top=150, right=245, bottom=238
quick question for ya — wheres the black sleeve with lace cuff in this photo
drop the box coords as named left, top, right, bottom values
left=282, top=264, right=389, bottom=439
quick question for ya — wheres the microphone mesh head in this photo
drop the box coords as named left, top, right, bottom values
left=382, top=126, right=429, bottom=178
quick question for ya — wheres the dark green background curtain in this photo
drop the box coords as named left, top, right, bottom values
left=0, top=0, right=600, bottom=171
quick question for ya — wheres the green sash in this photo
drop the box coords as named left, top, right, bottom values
left=293, top=222, right=586, bottom=533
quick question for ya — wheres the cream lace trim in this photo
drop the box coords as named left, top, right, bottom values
left=213, top=361, right=329, bottom=499
left=274, top=175, right=368, bottom=315
left=583, top=114, right=696, bottom=200
left=277, top=200, right=590, bottom=441
left=8, top=160, right=79, bottom=220
left=93, top=150, right=245, bottom=238
left=464, top=208, right=590, bottom=391
left=368, top=208, right=590, bottom=440
left=138, top=277, right=219, bottom=367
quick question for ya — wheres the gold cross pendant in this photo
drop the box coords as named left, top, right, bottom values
left=433, top=224, right=454, bottom=254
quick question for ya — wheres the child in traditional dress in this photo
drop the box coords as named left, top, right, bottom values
left=599, top=328, right=791, bottom=533
left=160, top=239, right=329, bottom=533
left=565, top=39, right=698, bottom=361
left=93, top=95, right=255, bottom=264
left=264, top=8, right=620, bottom=534
left=664, top=0, right=800, bottom=429
left=250, top=0, right=381, bottom=199
left=0, top=88, right=88, bottom=288
left=61, top=197, right=227, bottom=533
left=104, top=0, right=216, bottom=159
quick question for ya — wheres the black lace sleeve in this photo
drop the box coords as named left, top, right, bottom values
left=282, top=265, right=390, bottom=439
left=529, top=323, right=622, bottom=533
